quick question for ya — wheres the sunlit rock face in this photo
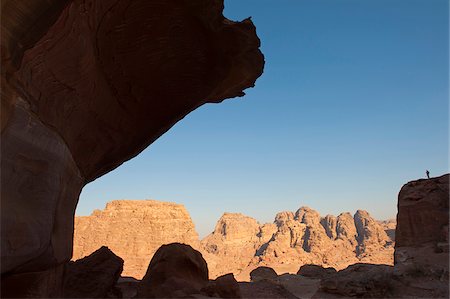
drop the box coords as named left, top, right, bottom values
left=73, top=200, right=200, bottom=279
left=202, top=208, right=394, bottom=281
left=1, top=0, right=264, bottom=296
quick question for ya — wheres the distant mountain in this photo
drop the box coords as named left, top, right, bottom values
left=73, top=201, right=395, bottom=280
left=201, top=207, right=394, bottom=280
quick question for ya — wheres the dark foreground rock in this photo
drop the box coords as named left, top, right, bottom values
left=317, top=263, right=394, bottom=298
left=63, top=246, right=123, bottom=298
left=1, top=0, right=264, bottom=296
left=136, top=243, right=208, bottom=298
left=239, top=280, right=298, bottom=299
left=201, top=273, right=242, bottom=298
left=297, top=264, right=337, bottom=279
left=250, top=266, right=278, bottom=282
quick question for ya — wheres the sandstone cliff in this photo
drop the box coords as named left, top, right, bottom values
left=73, top=200, right=199, bottom=279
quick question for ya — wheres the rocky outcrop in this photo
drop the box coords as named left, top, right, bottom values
left=203, top=207, right=394, bottom=280
left=201, top=273, right=242, bottom=298
left=314, top=174, right=449, bottom=298
left=63, top=246, right=123, bottom=298
left=250, top=266, right=278, bottom=282
left=394, top=174, right=449, bottom=296
left=73, top=200, right=199, bottom=279
left=201, top=213, right=267, bottom=278
left=297, top=264, right=337, bottom=279
left=317, top=263, right=394, bottom=298
left=1, top=0, right=263, bottom=296
left=136, top=243, right=209, bottom=298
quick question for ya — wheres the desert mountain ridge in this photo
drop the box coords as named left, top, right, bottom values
left=73, top=200, right=395, bottom=280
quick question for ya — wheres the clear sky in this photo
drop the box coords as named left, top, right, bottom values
left=77, top=0, right=449, bottom=238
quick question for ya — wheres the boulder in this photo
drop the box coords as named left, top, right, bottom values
left=297, top=264, right=337, bottom=279
left=318, top=263, right=394, bottom=298
left=63, top=246, right=124, bottom=298
left=250, top=266, right=278, bottom=282
left=239, top=280, right=298, bottom=299
left=201, top=273, right=241, bottom=298
left=136, top=243, right=208, bottom=298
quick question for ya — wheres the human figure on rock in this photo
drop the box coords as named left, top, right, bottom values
left=426, top=170, right=430, bottom=179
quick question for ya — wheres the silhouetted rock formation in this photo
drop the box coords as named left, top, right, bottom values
left=136, top=243, right=208, bottom=298
left=297, top=264, right=337, bottom=279
left=318, top=263, right=394, bottom=298
left=1, top=0, right=264, bottom=296
left=201, top=273, right=242, bottom=298
left=250, top=266, right=279, bottom=282
left=73, top=200, right=199, bottom=279
left=63, top=246, right=123, bottom=298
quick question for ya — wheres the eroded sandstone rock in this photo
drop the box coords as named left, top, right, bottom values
left=1, top=0, right=264, bottom=296
left=73, top=200, right=199, bottom=279
left=203, top=207, right=394, bottom=280
left=394, top=174, right=449, bottom=296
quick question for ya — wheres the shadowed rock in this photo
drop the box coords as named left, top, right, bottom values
left=201, top=273, right=241, bottom=298
left=136, top=243, right=209, bottom=298
left=297, top=264, right=337, bottom=279
left=63, top=246, right=124, bottom=298
left=317, top=263, right=394, bottom=298
left=239, top=280, right=298, bottom=299
left=1, top=0, right=264, bottom=296
left=250, top=266, right=278, bottom=282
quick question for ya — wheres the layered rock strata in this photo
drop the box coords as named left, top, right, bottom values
left=73, top=200, right=199, bottom=279
left=1, top=0, right=264, bottom=296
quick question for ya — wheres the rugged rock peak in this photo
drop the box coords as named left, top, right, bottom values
left=274, top=211, right=295, bottom=226
left=354, top=210, right=389, bottom=245
left=211, top=213, right=260, bottom=240
left=294, top=206, right=321, bottom=226
left=73, top=200, right=199, bottom=279
left=320, top=215, right=338, bottom=239
left=201, top=213, right=263, bottom=279
left=336, top=212, right=358, bottom=243
left=258, top=223, right=278, bottom=244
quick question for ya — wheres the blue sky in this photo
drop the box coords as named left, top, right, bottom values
left=77, top=0, right=449, bottom=238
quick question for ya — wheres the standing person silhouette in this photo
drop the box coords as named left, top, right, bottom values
left=426, top=170, right=430, bottom=179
